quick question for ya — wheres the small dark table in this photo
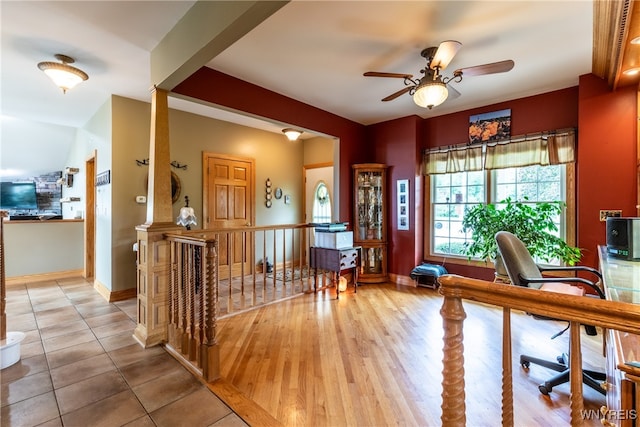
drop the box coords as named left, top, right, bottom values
left=309, top=246, right=361, bottom=299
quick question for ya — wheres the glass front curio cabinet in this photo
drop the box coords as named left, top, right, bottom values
left=353, top=163, right=388, bottom=283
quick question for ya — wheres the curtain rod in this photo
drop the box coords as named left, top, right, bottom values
left=423, top=127, right=576, bottom=155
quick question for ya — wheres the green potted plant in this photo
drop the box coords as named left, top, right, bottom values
left=461, top=197, right=581, bottom=276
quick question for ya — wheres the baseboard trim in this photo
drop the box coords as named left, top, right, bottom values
left=6, top=269, right=84, bottom=286
left=94, top=279, right=136, bottom=302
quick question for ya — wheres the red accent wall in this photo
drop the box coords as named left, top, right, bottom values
left=174, top=68, right=637, bottom=281
left=422, top=87, right=579, bottom=150
left=173, top=67, right=368, bottom=223
left=372, top=87, right=580, bottom=278
left=367, top=116, right=423, bottom=277
left=577, top=74, right=637, bottom=268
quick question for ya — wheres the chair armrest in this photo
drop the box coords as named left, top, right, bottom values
left=537, top=265, right=602, bottom=280
left=518, top=274, right=606, bottom=299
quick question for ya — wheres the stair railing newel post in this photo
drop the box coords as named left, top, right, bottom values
left=439, top=282, right=467, bottom=427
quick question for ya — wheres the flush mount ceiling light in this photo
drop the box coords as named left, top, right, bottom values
left=413, top=78, right=449, bottom=109
left=37, top=54, right=88, bottom=94
left=282, top=128, right=303, bottom=141
left=623, top=67, right=640, bottom=76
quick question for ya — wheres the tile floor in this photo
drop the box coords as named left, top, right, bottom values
left=1, top=276, right=248, bottom=427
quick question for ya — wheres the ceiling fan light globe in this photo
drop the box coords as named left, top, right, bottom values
left=413, top=81, right=448, bottom=109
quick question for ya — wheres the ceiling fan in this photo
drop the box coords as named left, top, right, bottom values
left=364, top=40, right=514, bottom=109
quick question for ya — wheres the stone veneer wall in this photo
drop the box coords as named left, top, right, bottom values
left=34, top=171, right=62, bottom=213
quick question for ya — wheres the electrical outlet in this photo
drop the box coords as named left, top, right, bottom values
left=599, top=209, right=622, bottom=222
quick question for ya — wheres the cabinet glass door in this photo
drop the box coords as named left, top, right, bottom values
left=361, top=246, right=384, bottom=275
left=356, top=170, right=384, bottom=241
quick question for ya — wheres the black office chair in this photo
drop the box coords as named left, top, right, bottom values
left=494, top=231, right=606, bottom=396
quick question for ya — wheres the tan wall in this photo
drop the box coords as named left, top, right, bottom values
left=10, top=95, right=335, bottom=291
left=111, top=96, right=151, bottom=291
left=105, top=96, right=312, bottom=291
left=167, top=108, right=306, bottom=227
left=4, top=220, right=84, bottom=278
left=303, top=136, right=335, bottom=165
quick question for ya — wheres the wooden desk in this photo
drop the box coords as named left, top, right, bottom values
left=598, top=246, right=640, bottom=426
left=309, top=246, right=361, bottom=299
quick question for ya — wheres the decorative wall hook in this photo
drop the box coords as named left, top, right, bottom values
left=170, top=161, right=188, bottom=170
left=136, top=158, right=188, bottom=170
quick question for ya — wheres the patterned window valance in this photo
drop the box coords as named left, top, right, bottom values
left=423, top=128, right=576, bottom=175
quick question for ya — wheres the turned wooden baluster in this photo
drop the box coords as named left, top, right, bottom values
left=502, top=307, right=514, bottom=427
left=187, top=246, right=197, bottom=361
left=440, top=293, right=467, bottom=427
left=569, top=321, right=585, bottom=427
left=167, top=241, right=178, bottom=347
left=202, top=239, right=220, bottom=381
left=180, top=244, right=189, bottom=354
left=195, top=246, right=205, bottom=367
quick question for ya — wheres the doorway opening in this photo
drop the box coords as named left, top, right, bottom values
left=84, top=153, right=96, bottom=280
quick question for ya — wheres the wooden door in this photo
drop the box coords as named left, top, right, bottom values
left=84, top=153, right=96, bottom=280
left=203, top=153, right=255, bottom=278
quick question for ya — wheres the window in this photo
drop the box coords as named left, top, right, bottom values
left=312, top=182, right=331, bottom=223
left=424, top=128, right=576, bottom=263
left=432, top=171, right=485, bottom=256
left=430, top=164, right=570, bottom=259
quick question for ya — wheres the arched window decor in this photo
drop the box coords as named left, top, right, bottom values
left=312, top=181, right=332, bottom=223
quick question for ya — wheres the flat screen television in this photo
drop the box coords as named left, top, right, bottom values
left=0, top=182, right=38, bottom=210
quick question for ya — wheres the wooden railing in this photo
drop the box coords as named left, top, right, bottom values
left=163, top=223, right=316, bottom=381
left=438, top=274, right=640, bottom=427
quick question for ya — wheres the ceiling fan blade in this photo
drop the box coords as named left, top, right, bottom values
left=454, top=60, right=515, bottom=77
left=430, top=40, right=462, bottom=71
left=382, top=86, right=413, bottom=102
left=364, top=71, right=413, bottom=79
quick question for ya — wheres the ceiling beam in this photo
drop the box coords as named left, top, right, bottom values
left=150, top=0, right=288, bottom=91
left=593, top=0, right=639, bottom=89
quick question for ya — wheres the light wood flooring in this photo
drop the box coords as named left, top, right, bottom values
left=3, top=277, right=606, bottom=426
left=216, top=282, right=606, bottom=426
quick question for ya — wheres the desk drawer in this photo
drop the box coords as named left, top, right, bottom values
left=339, top=249, right=358, bottom=271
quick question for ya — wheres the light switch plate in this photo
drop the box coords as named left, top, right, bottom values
left=136, top=195, right=146, bottom=204
left=599, top=209, right=622, bottom=222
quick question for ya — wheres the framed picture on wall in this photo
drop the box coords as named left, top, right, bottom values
left=397, top=179, right=409, bottom=230
left=469, top=108, right=511, bottom=144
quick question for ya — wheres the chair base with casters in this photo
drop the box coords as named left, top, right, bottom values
left=519, top=353, right=606, bottom=395
left=495, top=231, right=607, bottom=397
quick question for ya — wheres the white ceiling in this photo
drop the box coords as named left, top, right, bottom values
left=1, top=0, right=593, bottom=178
left=208, top=1, right=592, bottom=125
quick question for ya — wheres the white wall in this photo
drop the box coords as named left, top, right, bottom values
left=66, top=99, right=113, bottom=289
